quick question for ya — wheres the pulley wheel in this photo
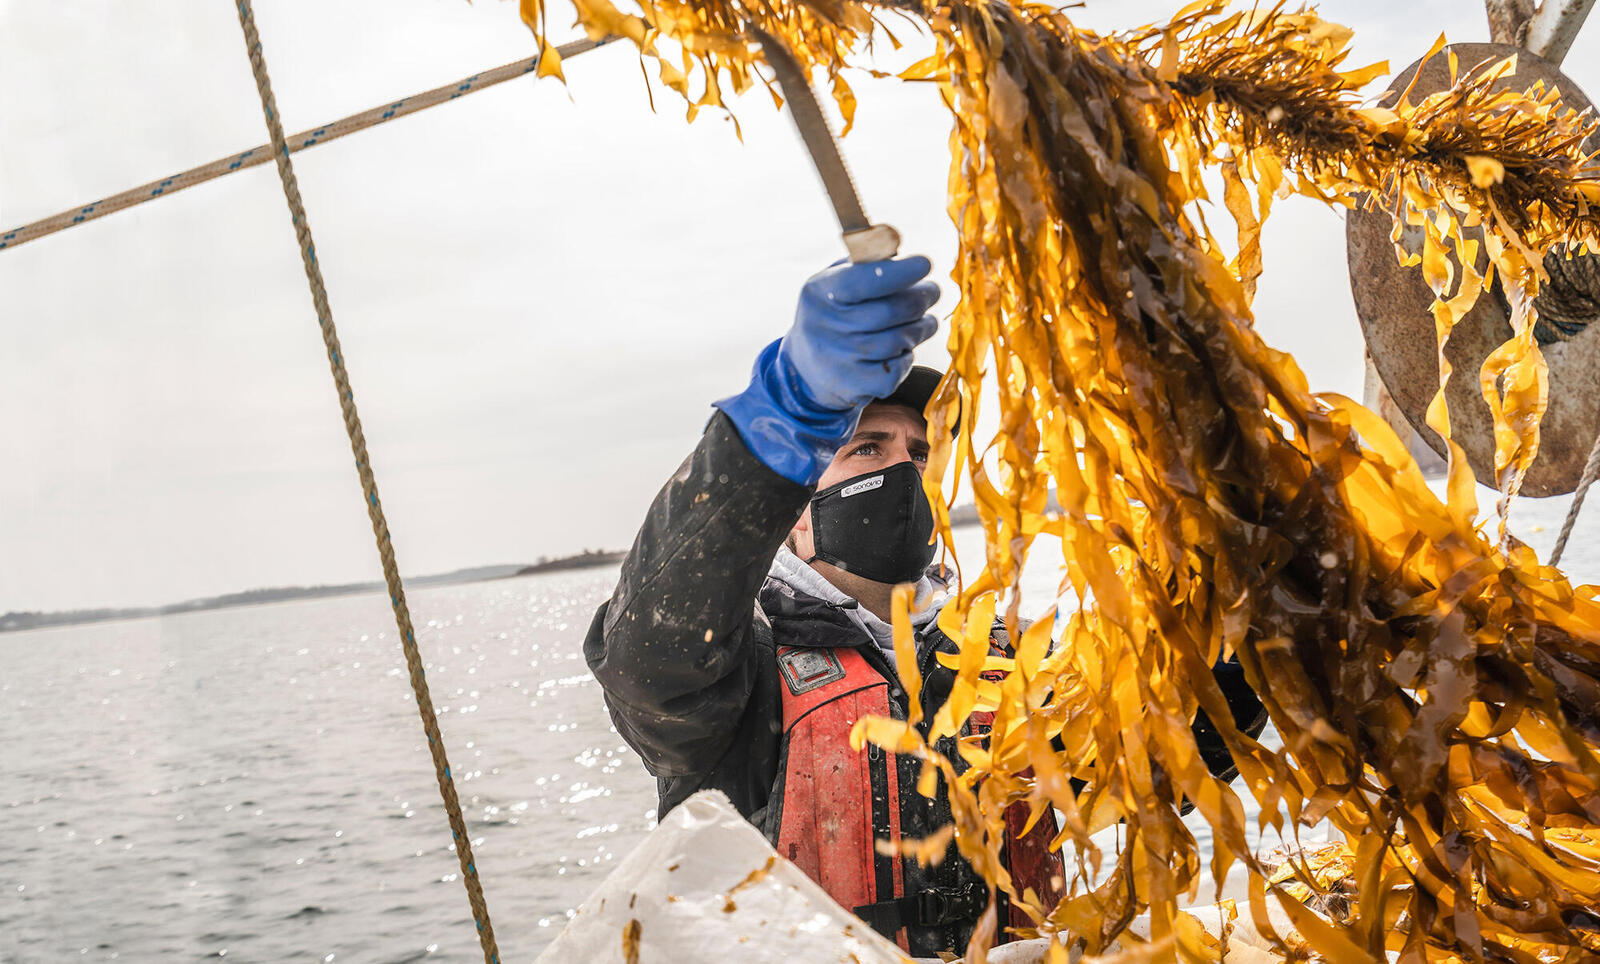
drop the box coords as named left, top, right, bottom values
left=1346, top=42, right=1600, bottom=496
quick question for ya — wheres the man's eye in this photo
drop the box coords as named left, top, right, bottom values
left=912, top=450, right=929, bottom=462
left=852, top=443, right=880, bottom=457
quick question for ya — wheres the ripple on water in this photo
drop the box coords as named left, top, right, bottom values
left=0, top=568, right=659, bottom=960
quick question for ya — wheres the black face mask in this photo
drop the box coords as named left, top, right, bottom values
left=806, top=461, right=937, bottom=584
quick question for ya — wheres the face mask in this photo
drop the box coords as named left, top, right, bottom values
left=806, top=461, right=937, bottom=584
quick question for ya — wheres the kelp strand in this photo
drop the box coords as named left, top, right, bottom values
left=516, top=1, right=1600, bottom=960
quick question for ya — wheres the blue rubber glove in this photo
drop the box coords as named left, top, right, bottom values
left=715, top=256, right=941, bottom=486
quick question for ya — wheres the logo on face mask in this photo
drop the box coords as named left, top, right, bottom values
left=840, top=475, right=885, bottom=498
left=806, top=461, right=937, bottom=584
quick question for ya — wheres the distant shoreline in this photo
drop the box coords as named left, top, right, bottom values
left=3, top=508, right=997, bottom=635
left=0, top=550, right=627, bottom=635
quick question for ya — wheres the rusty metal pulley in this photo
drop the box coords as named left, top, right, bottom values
left=1346, top=42, right=1600, bottom=496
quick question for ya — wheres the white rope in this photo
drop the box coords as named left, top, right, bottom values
left=0, top=35, right=614, bottom=252
left=1550, top=428, right=1600, bottom=566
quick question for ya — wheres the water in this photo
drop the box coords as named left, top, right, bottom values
left=3, top=501, right=1595, bottom=962
left=1, top=569, right=652, bottom=963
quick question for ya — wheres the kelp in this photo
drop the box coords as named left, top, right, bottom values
left=516, top=0, right=1600, bottom=960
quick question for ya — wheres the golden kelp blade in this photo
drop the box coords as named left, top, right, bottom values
left=519, top=0, right=1600, bottom=960
left=921, top=6, right=1600, bottom=959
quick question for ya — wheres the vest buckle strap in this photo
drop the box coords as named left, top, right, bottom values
left=853, top=881, right=989, bottom=932
left=915, top=882, right=989, bottom=925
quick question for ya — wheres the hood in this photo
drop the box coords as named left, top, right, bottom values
left=763, top=545, right=947, bottom=659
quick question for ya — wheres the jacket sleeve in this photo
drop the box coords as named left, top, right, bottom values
left=584, top=411, right=813, bottom=779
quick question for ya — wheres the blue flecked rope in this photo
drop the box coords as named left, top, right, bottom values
left=0, top=35, right=613, bottom=252
left=230, top=2, right=500, bottom=961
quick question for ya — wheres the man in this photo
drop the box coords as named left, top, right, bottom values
left=584, top=255, right=1265, bottom=956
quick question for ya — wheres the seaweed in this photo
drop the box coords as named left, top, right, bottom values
left=518, top=1, right=1600, bottom=960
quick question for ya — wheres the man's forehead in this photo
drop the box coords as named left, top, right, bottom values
left=856, top=403, right=929, bottom=441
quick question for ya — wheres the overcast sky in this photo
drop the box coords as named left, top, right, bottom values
left=2, top=0, right=1581, bottom=612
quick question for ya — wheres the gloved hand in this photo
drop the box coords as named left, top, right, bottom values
left=715, top=256, right=941, bottom=486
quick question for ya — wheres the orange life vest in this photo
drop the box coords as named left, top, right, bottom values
left=770, top=642, right=1065, bottom=951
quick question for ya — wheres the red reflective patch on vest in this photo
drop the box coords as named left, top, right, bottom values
left=963, top=643, right=1066, bottom=930
left=1003, top=776, right=1066, bottom=930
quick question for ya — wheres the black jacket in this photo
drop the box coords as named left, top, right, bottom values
left=584, top=414, right=995, bottom=811
left=585, top=413, right=1016, bottom=952
left=583, top=413, right=1268, bottom=945
left=584, top=413, right=807, bottom=820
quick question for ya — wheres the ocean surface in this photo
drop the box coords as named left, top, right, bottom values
left=4, top=501, right=1596, bottom=963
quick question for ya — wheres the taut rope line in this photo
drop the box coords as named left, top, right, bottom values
left=0, top=35, right=614, bottom=252
left=1551, top=430, right=1600, bottom=565
left=230, top=3, right=500, bottom=962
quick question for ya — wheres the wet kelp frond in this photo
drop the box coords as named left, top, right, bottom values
left=915, top=6, right=1600, bottom=960
left=523, top=0, right=890, bottom=129
left=518, top=0, right=1600, bottom=960
left=1166, top=4, right=1600, bottom=234
left=1158, top=5, right=1600, bottom=524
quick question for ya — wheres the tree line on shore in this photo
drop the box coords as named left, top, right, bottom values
left=0, top=549, right=626, bottom=634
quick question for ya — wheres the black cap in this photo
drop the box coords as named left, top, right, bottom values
left=874, top=365, right=943, bottom=416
